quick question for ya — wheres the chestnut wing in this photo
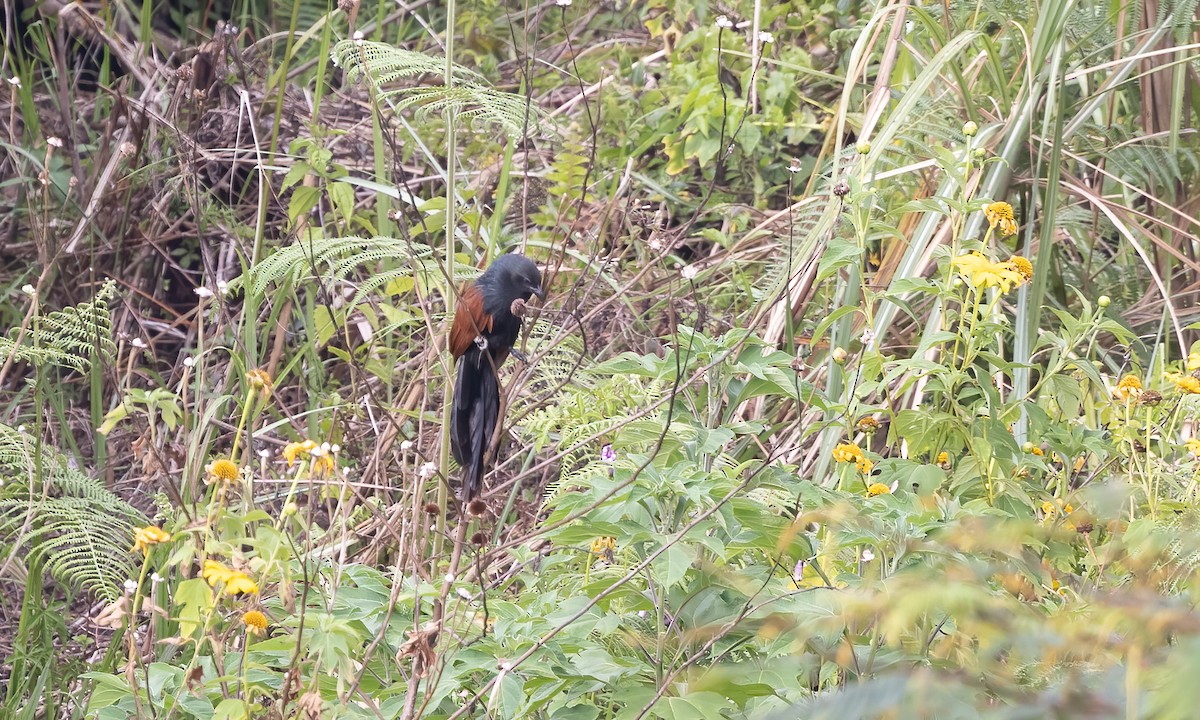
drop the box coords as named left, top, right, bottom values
left=449, top=283, right=494, bottom=358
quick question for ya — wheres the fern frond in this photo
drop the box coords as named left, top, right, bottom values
left=332, top=40, right=546, bottom=140
left=0, top=280, right=116, bottom=372
left=0, top=422, right=144, bottom=602
left=248, top=236, right=441, bottom=298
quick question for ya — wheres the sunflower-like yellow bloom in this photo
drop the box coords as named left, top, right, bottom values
left=283, top=440, right=318, bottom=467
left=832, top=443, right=873, bottom=473
left=867, top=482, right=891, bottom=496
left=208, top=458, right=239, bottom=485
left=1187, top=438, right=1200, bottom=456
left=1010, top=255, right=1033, bottom=280
left=985, top=202, right=1019, bottom=236
left=131, top=526, right=172, bottom=554
left=590, top=536, right=616, bottom=556
left=855, top=416, right=880, bottom=433
left=283, top=440, right=335, bottom=476
left=951, top=252, right=1025, bottom=294
left=242, top=610, right=268, bottom=636
left=1178, top=376, right=1200, bottom=395
left=936, top=451, right=950, bottom=465
left=202, top=560, right=259, bottom=596
left=832, top=443, right=864, bottom=464
left=1114, top=374, right=1143, bottom=403
left=245, top=369, right=273, bottom=399
left=1188, top=353, right=1200, bottom=372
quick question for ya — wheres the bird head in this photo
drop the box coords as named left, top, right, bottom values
left=489, top=254, right=545, bottom=302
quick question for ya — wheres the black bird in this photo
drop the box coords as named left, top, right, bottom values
left=449, top=254, right=545, bottom=501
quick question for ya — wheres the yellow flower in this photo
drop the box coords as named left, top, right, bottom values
left=245, top=369, right=273, bottom=398
left=1187, top=438, right=1200, bottom=456
left=1189, top=353, right=1200, bottom=372
left=832, top=443, right=864, bottom=464
left=242, top=610, right=268, bottom=636
left=1030, top=446, right=1044, bottom=456
left=985, top=202, right=1019, bottom=236
left=131, top=526, right=171, bottom=554
left=590, top=536, right=616, bottom=556
left=855, top=416, right=880, bottom=434
left=1114, top=374, right=1143, bottom=402
left=202, top=560, right=259, bottom=596
left=1178, top=376, right=1200, bottom=395
left=283, top=440, right=318, bottom=467
left=857, top=458, right=874, bottom=474
left=223, top=573, right=259, bottom=596
left=867, top=483, right=891, bottom=496
left=936, top=451, right=950, bottom=465
left=1010, top=255, right=1033, bottom=280
left=202, top=559, right=234, bottom=586
left=284, top=440, right=335, bottom=476
left=208, top=458, right=239, bottom=485
left=951, top=252, right=1025, bottom=293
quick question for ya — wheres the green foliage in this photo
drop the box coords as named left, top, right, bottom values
left=0, top=280, right=116, bottom=373
left=0, top=421, right=143, bottom=601
left=333, top=40, right=545, bottom=139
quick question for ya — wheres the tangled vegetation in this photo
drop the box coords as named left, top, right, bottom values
left=2, top=0, right=1200, bottom=718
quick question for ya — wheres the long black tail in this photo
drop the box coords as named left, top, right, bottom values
left=450, top=350, right=499, bottom=500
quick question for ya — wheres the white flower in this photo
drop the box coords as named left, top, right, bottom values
left=757, top=31, right=774, bottom=44
left=194, top=286, right=213, bottom=298
left=353, top=30, right=365, bottom=45
left=16, top=425, right=25, bottom=434
left=861, top=548, right=875, bottom=562
left=258, top=448, right=270, bottom=459
left=216, top=280, right=229, bottom=295
left=46, top=136, right=63, bottom=148
left=400, top=440, right=414, bottom=451
left=715, top=15, right=733, bottom=28
left=131, top=338, right=147, bottom=349
left=681, top=265, right=698, bottom=280
left=331, top=444, right=340, bottom=453
left=182, top=356, right=195, bottom=367
left=151, top=572, right=164, bottom=584
left=859, top=329, right=876, bottom=348
left=555, top=0, right=572, bottom=6
left=6, top=76, right=20, bottom=88
left=456, top=587, right=472, bottom=600
left=123, top=579, right=138, bottom=595
left=419, top=462, right=437, bottom=478
left=21, top=284, right=35, bottom=296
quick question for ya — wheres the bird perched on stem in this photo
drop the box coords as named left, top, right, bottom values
left=449, top=254, right=545, bottom=504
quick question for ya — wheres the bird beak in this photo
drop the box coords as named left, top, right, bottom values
left=533, top=286, right=546, bottom=300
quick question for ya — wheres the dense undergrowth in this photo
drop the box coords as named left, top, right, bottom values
left=2, top=0, right=1200, bottom=718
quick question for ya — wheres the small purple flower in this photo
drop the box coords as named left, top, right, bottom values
left=600, top=444, right=617, bottom=463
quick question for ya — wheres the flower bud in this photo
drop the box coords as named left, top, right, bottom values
left=832, top=347, right=848, bottom=363
left=972, top=147, right=986, bottom=160
left=856, top=140, right=871, bottom=155
left=962, top=121, right=978, bottom=137
left=282, top=502, right=298, bottom=517
left=1098, top=295, right=1111, bottom=308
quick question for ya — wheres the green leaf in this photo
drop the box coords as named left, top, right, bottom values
left=656, top=543, right=693, bottom=588
left=288, top=185, right=322, bottom=224
left=817, top=237, right=863, bottom=282
left=328, top=181, right=356, bottom=226
left=175, top=578, right=213, bottom=639
left=213, top=699, right=249, bottom=720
